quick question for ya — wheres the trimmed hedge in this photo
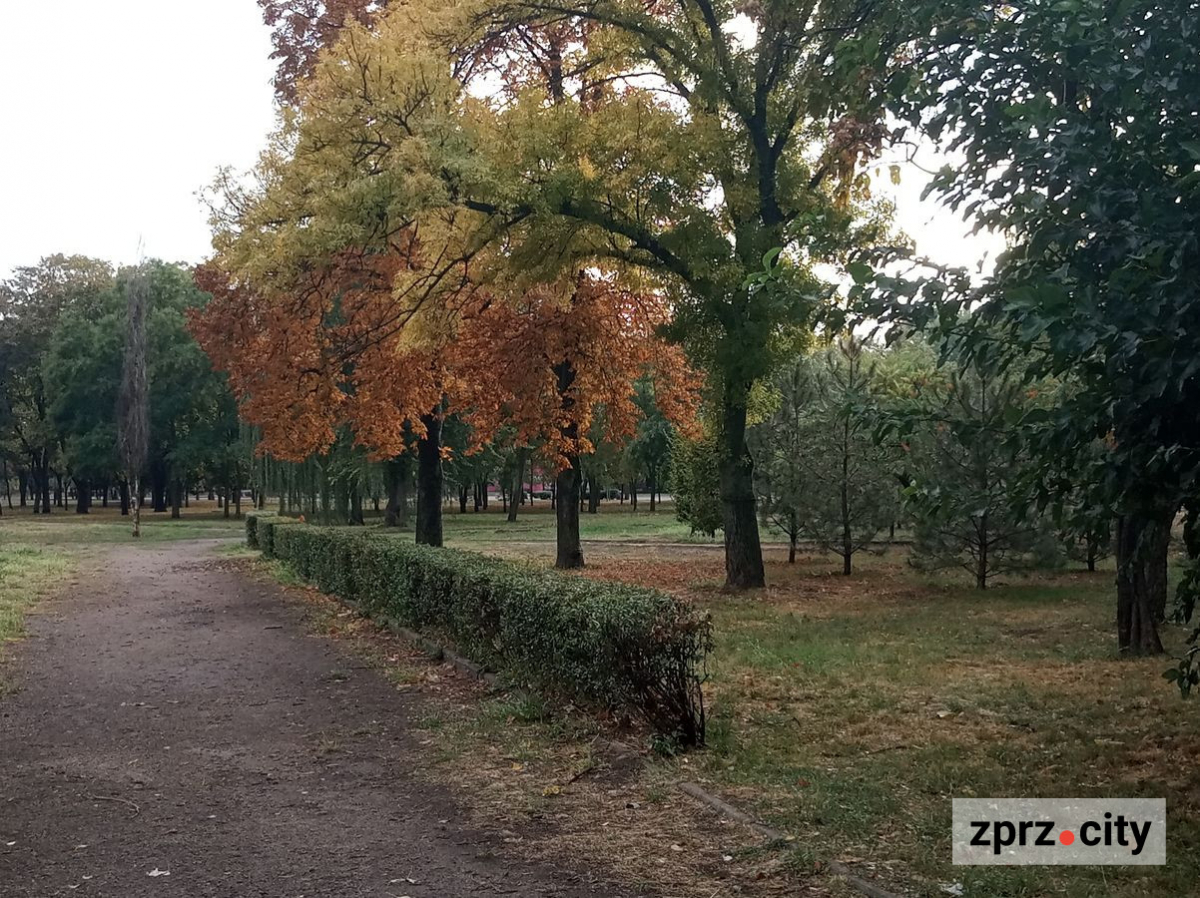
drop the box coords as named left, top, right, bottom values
left=248, top=515, right=712, bottom=744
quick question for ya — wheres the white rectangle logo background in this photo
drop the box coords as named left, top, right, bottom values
left=952, top=798, right=1165, bottom=865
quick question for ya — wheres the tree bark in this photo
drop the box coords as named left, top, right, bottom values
left=841, top=420, right=852, bottom=575
left=1148, top=512, right=1172, bottom=623
left=40, top=461, right=52, bottom=514
left=119, top=479, right=130, bottom=516
left=553, top=360, right=584, bottom=569
left=556, top=458, right=585, bottom=569
left=1116, top=510, right=1170, bottom=655
left=151, top=459, right=168, bottom=513
left=415, top=412, right=444, bottom=547
left=171, top=480, right=182, bottom=520
left=75, top=479, right=90, bottom=514
left=720, top=381, right=766, bottom=589
left=383, top=455, right=411, bottom=527
left=507, top=449, right=525, bottom=523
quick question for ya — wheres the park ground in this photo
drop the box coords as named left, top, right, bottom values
left=1, top=503, right=1198, bottom=897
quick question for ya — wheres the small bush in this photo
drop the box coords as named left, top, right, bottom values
left=245, top=513, right=262, bottom=549
left=244, top=515, right=711, bottom=744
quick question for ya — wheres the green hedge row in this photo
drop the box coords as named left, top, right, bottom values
left=246, top=514, right=711, bottom=744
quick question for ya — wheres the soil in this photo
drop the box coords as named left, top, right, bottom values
left=0, top=539, right=630, bottom=897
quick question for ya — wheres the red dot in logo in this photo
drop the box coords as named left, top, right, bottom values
left=1059, top=830, right=1075, bottom=846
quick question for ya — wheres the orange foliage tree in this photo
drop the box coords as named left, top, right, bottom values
left=453, top=276, right=700, bottom=567
left=192, top=252, right=699, bottom=562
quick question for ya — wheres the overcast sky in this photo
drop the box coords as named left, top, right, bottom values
left=0, top=2, right=1001, bottom=279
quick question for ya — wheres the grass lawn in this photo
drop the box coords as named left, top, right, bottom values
left=8, top=501, right=1196, bottom=895
left=256, top=505, right=1200, bottom=895
left=564, top=542, right=1200, bottom=897
left=0, top=541, right=74, bottom=686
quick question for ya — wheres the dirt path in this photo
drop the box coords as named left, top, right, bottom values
left=0, top=540, right=628, bottom=897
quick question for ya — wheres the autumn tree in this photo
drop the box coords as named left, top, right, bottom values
left=450, top=279, right=700, bottom=567
left=258, top=0, right=383, bottom=102
left=215, top=0, right=904, bottom=587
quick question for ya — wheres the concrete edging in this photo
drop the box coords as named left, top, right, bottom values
left=678, top=782, right=904, bottom=898
left=337, top=599, right=499, bottom=686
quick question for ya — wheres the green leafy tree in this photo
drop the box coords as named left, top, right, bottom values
left=901, top=358, right=1057, bottom=589
left=874, top=0, right=1200, bottom=647
left=0, top=255, right=114, bottom=513
left=673, top=432, right=722, bottom=539
left=626, top=376, right=676, bottom=514
left=755, top=338, right=899, bottom=571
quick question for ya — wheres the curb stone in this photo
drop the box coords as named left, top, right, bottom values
left=678, top=782, right=904, bottom=898
left=328, top=598, right=500, bottom=687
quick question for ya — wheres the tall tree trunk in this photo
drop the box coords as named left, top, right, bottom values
left=556, top=458, right=584, bottom=569
left=119, top=479, right=130, bottom=516
left=1148, top=511, right=1173, bottom=623
left=976, top=511, right=989, bottom=590
left=1116, top=509, right=1170, bottom=655
left=383, top=455, right=411, bottom=527
left=507, top=449, right=525, bottom=524
left=349, top=484, right=364, bottom=525
left=841, top=421, right=852, bottom=575
left=553, top=360, right=584, bottom=569
left=132, top=476, right=142, bottom=537
left=75, top=479, right=90, bottom=514
left=720, top=381, right=765, bottom=589
left=18, top=469, right=28, bottom=508
left=649, top=469, right=657, bottom=512
left=40, top=461, right=52, bottom=515
left=587, top=476, right=601, bottom=514
left=415, top=412, right=444, bottom=547
left=151, top=459, right=168, bottom=513
left=171, top=480, right=182, bottom=520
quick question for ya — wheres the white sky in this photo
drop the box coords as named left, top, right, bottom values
left=0, top=0, right=278, bottom=277
left=0, top=2, right=1001, bottom=279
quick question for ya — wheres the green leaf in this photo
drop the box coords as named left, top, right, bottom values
left=848, top=261, right=874, bottom=285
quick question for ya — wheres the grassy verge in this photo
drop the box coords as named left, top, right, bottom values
left=241, top=514, right=1199, bottom=897
left=0, top=505, right=245, bottom=546
left=575, top=543, right=1200, bottom=897
left=0, top=541, right=75, bottom=689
